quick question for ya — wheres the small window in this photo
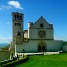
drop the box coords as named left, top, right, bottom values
left=17, top=15, right=19, bottom=20
left=14, top=15, right=16, bottom=20
left=17, top=32, right=21, bottom=36
left=15, top=23, right=16, bottom=26
left=40, top=24, right=43, bottom=28
left=17, top=23, right=21, bottom=26
left=20, top=16, right=22, bottom=20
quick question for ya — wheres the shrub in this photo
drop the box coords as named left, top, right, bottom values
left=0, top=59, right=15, bottom=66
left=1, top=56, right=29, bottom=67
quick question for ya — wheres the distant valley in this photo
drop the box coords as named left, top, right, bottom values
left=0, top=43, right=9, bottom=48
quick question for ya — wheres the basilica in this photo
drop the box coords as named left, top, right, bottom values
left=11, top=12, right=67, bottom=55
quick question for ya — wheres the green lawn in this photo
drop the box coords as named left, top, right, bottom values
left=15, top=53, right=67, bottom=67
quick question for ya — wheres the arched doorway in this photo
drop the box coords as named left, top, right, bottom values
left=38, top=41, right=46, bottom=52
left=42, top=45, right=45, bottom=51
left=38, top=45, right=42, bottom=52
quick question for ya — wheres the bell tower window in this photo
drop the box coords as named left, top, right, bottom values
left=14, top=15, right=16, bottom=20
left=20, top=16, right=22, bottom=20
left=17, top=15, right=19, bottom=20
left=17, top=31, right=21, bottom=36
left=15, top=23, right=16, bottom=26
left=40, top=24, right=43, bottom=28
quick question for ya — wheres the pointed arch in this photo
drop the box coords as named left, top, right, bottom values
left=38, top=41, right=46, bottom=52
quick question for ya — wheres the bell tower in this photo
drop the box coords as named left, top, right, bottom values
left=12, top=12, right=24, bottom=44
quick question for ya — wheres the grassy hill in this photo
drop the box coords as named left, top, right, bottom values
left=15, top=53, right=67, bottom=67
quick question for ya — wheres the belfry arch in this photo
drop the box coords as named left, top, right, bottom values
left=38, top=41, right=46, bottom=52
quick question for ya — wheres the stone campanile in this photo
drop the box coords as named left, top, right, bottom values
left=12, top=12, right=24, bottom=44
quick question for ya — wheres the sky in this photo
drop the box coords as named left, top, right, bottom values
left=0, top=0, right=67, bottom=43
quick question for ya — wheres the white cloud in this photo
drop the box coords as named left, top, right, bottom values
left=0, top=36, right=12, bottom=43
left=0, top=1, right=23, bottom=10
left=8, top=1, right=23, bottom=9
left=0, top=5, right=12, bottom=10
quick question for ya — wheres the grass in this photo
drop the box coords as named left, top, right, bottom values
left=15, top=53, right=67, bottom=67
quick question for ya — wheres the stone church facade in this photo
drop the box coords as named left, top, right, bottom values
left=12, top=12, right=66, bottom=54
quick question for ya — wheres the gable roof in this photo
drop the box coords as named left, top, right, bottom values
left=31, top=16, right=53, bottom=29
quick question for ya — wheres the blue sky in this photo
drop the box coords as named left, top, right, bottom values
left=0, top=0, right=67, bottom=43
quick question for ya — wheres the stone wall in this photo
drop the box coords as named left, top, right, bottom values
left=16, top=40, right=63, bottom=53
left=62, top=42, right=67, bottom=52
